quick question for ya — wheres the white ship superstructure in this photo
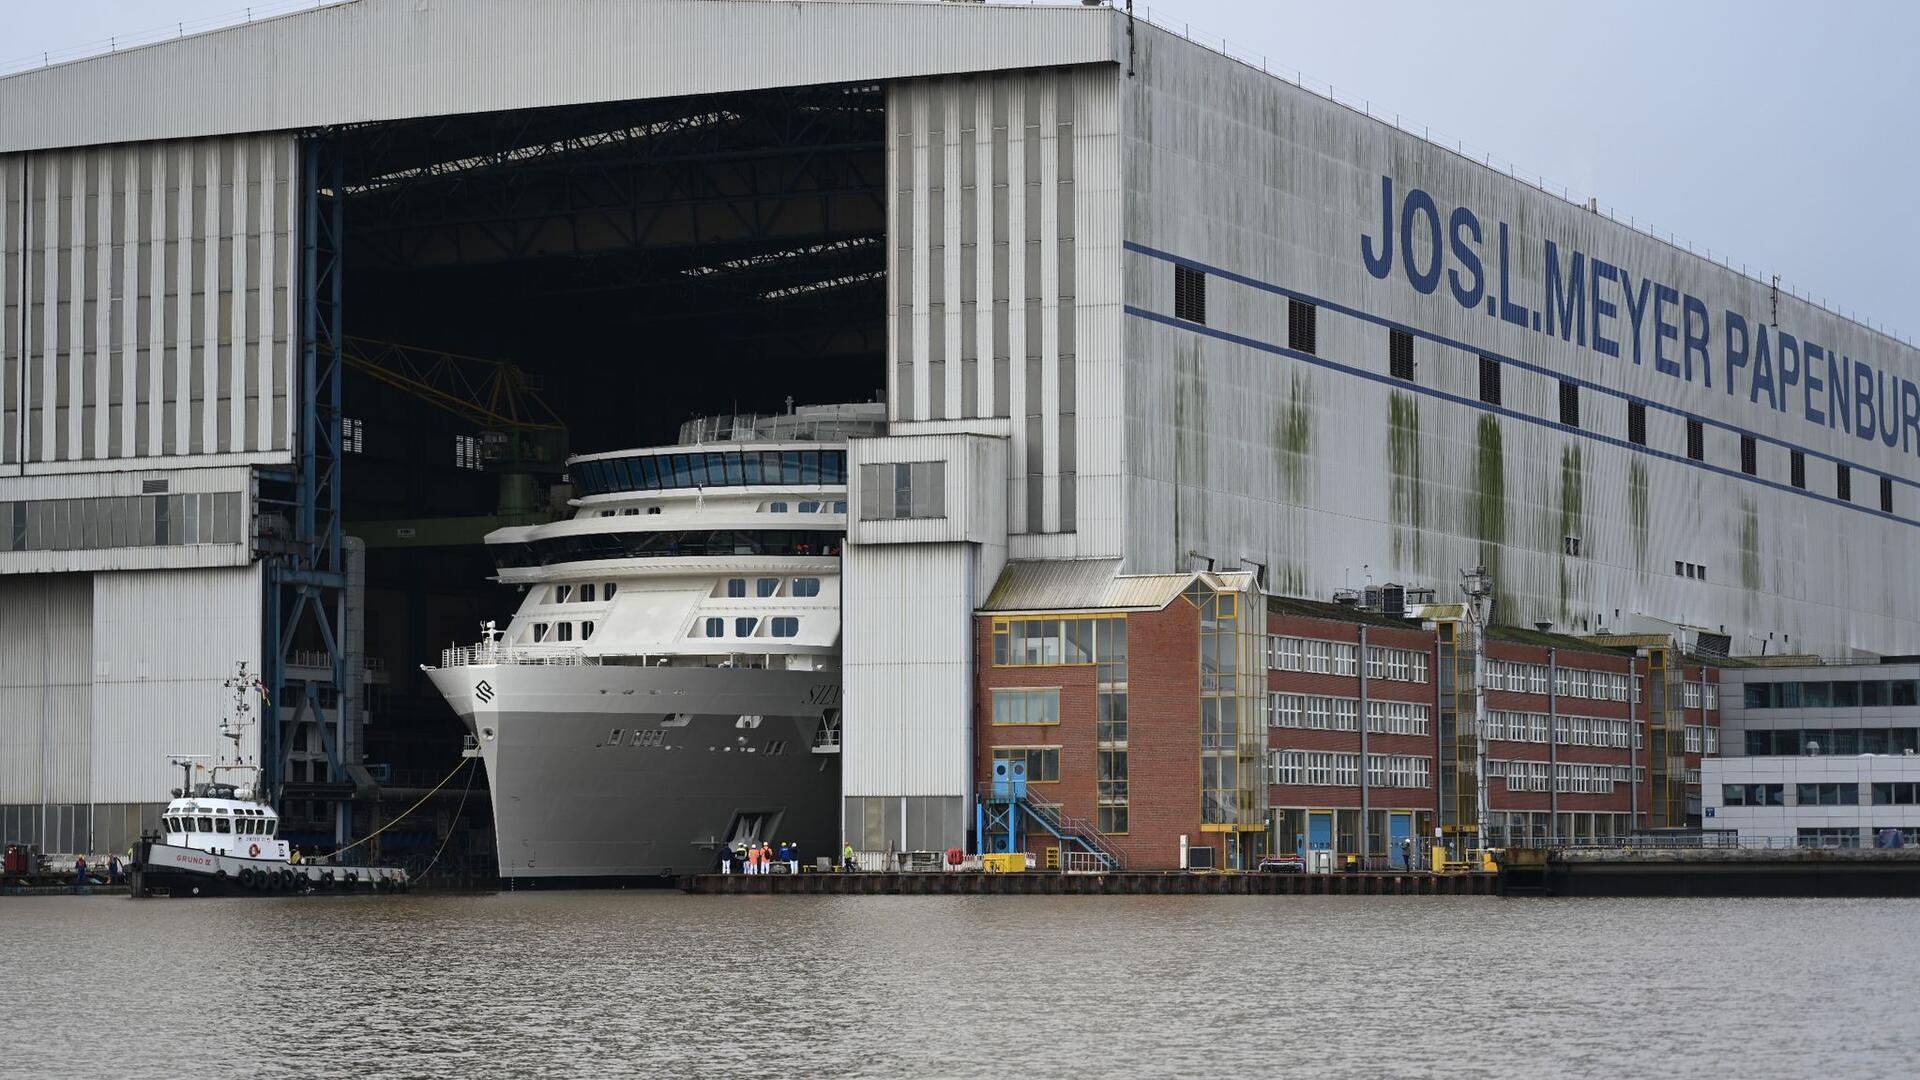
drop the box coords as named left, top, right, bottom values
left=428, top=403, right=884, bottom=883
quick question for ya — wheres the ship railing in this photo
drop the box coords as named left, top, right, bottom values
left=439, top=643, right=598, bottom=668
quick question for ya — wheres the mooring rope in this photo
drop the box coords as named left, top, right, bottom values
left=317, top=756, right=473, bottom=861
left=417, top=757, right=478, bottom=881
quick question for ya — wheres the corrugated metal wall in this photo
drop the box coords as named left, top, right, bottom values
left=1, top=155, right=21, bottom=475
left=0, top=574, right=92, bottom=804
left=841, top=542, right=977, bottom=802
left=0, top=565, right=261, bottom=837
left=886, top=64, right=1124, bottom=549
left=90, top=564, right=263, bottom=803
left=1119, top=27, right=1920, bottom=657
left=0, top=1, right=1121, bottom=156
left=0, top=135, right=297, bottom=470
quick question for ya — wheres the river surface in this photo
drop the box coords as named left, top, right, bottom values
left=2, top=891, right=1915, bottom=1079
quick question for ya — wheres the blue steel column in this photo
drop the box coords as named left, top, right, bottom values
left=266, top=136, right=349, bottom=846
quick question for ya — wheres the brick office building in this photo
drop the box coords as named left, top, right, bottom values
left=974, top=561, right=1719, bottom=871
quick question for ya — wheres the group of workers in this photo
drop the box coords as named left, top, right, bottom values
left=725, top=840, right=800, bottom=875
left=718, top=840, right=868, bottom=875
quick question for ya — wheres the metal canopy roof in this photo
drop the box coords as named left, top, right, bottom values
left=982, top=559, right=1258, bottom=613
left=0, top=0, right=1120, bottom=154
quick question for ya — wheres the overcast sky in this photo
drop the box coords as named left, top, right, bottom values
left=7, top=0, right=1916, bottom=341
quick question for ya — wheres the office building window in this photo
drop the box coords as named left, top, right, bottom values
left=992, top=688, right=1061, bottom=726
left=1882, top=476, right=1895, bottom=514
left=1686, top=419, right=1704, bottom=462
left=1559, top=381, right=1579, bottom=428
left=1479, top=356, right=1501, bottom=405
left=993, top=745, right=1061, bottom=783
left=1740, top=434, right=1756, bottom=475
left=1628, top=401, right=1647, bottom=446
left=859, top=461, right=947, bottom=520
left=1791, top=450, right=1806, bottom=489
left=1837, top=464, right=1852, bottom=502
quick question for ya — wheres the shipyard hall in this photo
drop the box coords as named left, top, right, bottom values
left=2, top=0, right=1916, bottom=879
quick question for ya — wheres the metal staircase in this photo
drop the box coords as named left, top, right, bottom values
left=1019, top=795, right=1125, bottom=871
left=977, top=781, right=1124, bottom=871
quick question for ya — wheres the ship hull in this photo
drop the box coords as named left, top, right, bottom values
left=130, top=841, right=409, bottom=897
left=428, top=662, right=841, bottom=884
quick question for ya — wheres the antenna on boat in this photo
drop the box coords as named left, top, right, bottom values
left=219, top=661, right=268, bottom=767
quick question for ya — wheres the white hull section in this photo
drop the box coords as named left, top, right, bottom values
left=133, top=842, right=408, bottom=896
left=429, top=663, right=841, bottom=881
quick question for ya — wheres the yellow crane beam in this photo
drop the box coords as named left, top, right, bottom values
left=336, top=336, right=567, bottom=431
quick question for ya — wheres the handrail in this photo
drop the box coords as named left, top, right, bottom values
left=439, top=643, right=598, bottom=668
left=983, top=784, right=1126, bottom=870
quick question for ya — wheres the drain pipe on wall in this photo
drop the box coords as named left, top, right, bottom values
left=1547, top=647, right=1559, bottom=846
left=1357, top=625, right=1370, bottom=866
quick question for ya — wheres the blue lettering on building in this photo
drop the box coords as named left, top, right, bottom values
left=1356, top=174, right=1919, bottom=460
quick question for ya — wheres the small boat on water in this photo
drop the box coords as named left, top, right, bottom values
left=131, top=664, right=409, bottom=898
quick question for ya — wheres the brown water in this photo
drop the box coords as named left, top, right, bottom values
left=2, top=892, right=1915, bottom=1079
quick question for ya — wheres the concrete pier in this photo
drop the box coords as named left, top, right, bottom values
left=1497, top=847, right=1920, bottom=897
left=683, top=871, right=1497, bottom=896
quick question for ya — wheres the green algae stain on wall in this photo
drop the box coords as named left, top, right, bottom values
left=1472, top=414, right=1515, bottom=616
left=1274, top=371, right=1313, bottom=504
left=1628, top=459, right=1650, bottom=573
left=1558, top=445, right=1586, bottom=620
left=1386, top=391, right=1424, bottom=567
left=1173, top=341, right=1207, bottom=544
left=1740, top=497, right=1762, bottom=594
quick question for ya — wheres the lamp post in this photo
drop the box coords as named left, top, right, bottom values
left=1460, top=566, right=1494, bottom=850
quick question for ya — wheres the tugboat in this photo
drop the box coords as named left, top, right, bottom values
left=131, top=664, right=409, bottom=898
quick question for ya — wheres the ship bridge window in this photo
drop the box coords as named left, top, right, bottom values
left=533, top=623, right=550, bottom=643
left=554, top=585, right=572, bottom=604
left=833, top=501, right=847, bottom=514
left=581, top=583, right=596, bottom=603
left=792, top=577, right=821, bottom=597
left=492, top=529, right=849, bottom=568
left=599, top=510, right=615, bottom=518
left=704, top=617, right=724, bottom=637
left=756, top=578, right=779, bottom=597
left=799, top=500, right=821, bottom=513
left=771, top=617, right=799, bottom=638
left=769, top=502, right=789, bottom=513
left=556, top=623, right=574, bottom=642
left=582, top=621, right=595, bottom=640
left=216, top=817, right=232, bottom=834
left=572, top=449, right=848, bottom=495
left=736, top=617, right=759, bottom=637
left=604, top=582, right=617, bottom=599
left=622, top=508, right=639, bottom=516
left=198, top=817, right=214, bottom=832
left=726, top=579, right=747, bottom=598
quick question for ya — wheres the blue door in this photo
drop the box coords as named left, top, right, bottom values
left=1389, top=812, right=1413, bottom=868
left=1307, top=811, right=1334, bottom=851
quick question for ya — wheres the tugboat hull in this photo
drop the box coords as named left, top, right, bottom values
left=132, top=840, right=409, bottom=898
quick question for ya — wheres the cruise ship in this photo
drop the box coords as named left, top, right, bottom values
left=427, top=403, right=885, bottom=885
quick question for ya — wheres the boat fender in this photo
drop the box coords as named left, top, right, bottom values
left=277, top=870, right=292, bottom=891
left=344, top=871, right=359, bottom=887
left=320, top=870, right=335, bottom=889
left=248, top=843, right=261, bottom=858
left=214, top=869, right=228, bottom=881
left=239, top=867, right=256, bottom=888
